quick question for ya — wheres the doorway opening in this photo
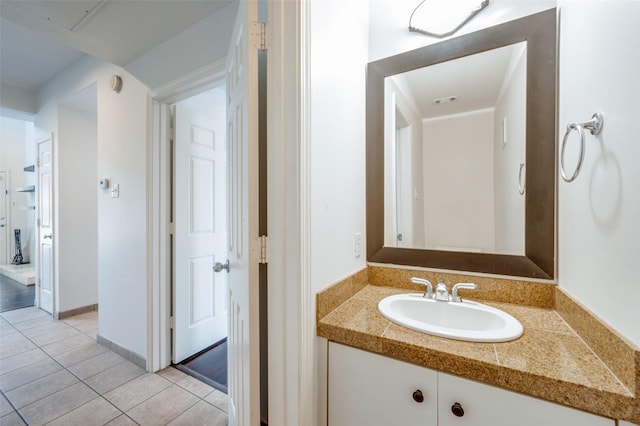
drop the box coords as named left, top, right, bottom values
left=0, top=116, right=36, bottom=311
left=170, top=85, right=229, bottom=393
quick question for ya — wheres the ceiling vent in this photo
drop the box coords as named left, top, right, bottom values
left=433, top=95, right=458, bottom=105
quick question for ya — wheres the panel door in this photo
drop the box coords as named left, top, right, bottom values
left=173, top=104, right=228, bottom=364
left=226, top=0, right=261, bottom=424
left=37, top=137, right=54, bottom=314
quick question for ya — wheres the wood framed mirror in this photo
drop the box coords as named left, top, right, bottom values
left=366, top=9, right=556, bottom=279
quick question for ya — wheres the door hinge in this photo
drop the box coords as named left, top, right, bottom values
left=169, top=222, right=175, bottom=235
left=259, top=235, right=269, bottom=264
left=250, top=21, right=267, bottom=51
left=169, top=316, right=175, bottom=330
left=36, top=158, right=40, bottom=167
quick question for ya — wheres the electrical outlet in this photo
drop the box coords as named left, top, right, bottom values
left=354, top=232, right=362, bottom=258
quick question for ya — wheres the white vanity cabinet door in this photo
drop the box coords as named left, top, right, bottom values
left=328, top=342, right=438, bottom=426
left=438, top=372, right=614, bottom=426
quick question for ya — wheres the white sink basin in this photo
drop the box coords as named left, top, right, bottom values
left=378, top=294, right=523, bottom=342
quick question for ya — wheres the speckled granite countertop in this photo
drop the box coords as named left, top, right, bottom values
left=317, top=283, right=639, bottom=423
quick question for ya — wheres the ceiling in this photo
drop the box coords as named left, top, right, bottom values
left=0, top=0, right=234, bottom=92
left=394, top=41, right=527, bottom=119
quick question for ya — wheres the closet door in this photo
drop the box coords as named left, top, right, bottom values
left=328, top=342, right=438, bottom=426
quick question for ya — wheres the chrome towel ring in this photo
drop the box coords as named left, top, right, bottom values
left=561, top=112, right=604, bottom=182
left=518, top=162, right=525, bottom=195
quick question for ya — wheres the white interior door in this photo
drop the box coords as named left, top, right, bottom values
left=226, top=0, right=261, bottom=424
left=37, top=136, right=54, bottom=314
left=173, top=103, right=228, bottom=364
left=0, top=171, right=8, bottom=264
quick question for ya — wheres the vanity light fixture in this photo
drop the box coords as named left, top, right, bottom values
left=409, top=0, right=490, bottom=38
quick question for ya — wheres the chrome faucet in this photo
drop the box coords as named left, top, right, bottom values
left=434, top=282, right=450, bottom=301
left=410, top=277, right=433, bottom=299
left=410, top=278, right=477, bottom=302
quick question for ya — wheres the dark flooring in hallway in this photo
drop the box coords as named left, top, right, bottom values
left=0, top=274, right=34, bottom=312
left=177, top=339, right=228, bottom=394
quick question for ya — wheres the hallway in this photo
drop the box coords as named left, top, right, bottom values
left=0, top=307, right=228, bottom=425
left=0, top=275, right=34, bottom=313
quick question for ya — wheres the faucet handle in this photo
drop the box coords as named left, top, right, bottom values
left=451, top=283, right=477, bottom=302
left=411, top=277, right=433, bottom=299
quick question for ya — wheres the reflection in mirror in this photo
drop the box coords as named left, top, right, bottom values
left=384, top=42, right=527, bottom=255
left=367, top=9, right=557, bottom=279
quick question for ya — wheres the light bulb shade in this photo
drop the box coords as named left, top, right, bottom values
left=409, top=0, right=489, bottom=38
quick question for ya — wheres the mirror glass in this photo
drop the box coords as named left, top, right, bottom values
left=384, top=42, right=527, bottom=255
left=367, top=9, right=557, bottom=279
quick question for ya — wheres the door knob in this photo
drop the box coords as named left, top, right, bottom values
left=412, top=390, right=424, bottom=403
left=213, top=260, right=230, bottom=273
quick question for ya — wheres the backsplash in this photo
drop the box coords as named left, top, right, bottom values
left=367, top=266, right=555, bottom=308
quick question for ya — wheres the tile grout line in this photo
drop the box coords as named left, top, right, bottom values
left=2, top=308, right=229, bottom=425
left=0, top=310, right=138, bottom=425
left=0, top=314, right=41, bottom=425
left=0, top=385, right=29, bottom=425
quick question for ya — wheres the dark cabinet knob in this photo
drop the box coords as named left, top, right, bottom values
left=451, top=402, right=465, bottom=417
left=412, top=390, right=424, bottom=403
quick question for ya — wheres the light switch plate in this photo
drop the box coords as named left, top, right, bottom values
left=110, top=184, right=119, bottom=198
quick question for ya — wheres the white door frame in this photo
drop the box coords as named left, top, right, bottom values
left=265, top=1, right=312, bottom=425
left=147, top=1, right=312, bottom=424
left=147, top=59, right=227, bottom=372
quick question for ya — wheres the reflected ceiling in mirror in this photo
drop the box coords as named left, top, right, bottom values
left=367, top=9, right=557, bottom=279
left=384, top=42, right=527, bottom=255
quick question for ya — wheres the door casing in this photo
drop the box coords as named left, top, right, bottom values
left=147, top=60, right=227, bottom=372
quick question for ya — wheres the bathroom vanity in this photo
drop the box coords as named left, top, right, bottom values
left=317, top=267, right=640, bottom=425
left=329, top=342, right=612, bottom=426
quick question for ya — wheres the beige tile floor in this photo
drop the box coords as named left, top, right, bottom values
left=0, top=307, right=228, bottom=425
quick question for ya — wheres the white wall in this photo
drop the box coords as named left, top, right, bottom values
left=310, top=1, right=369, bottom=425
left=493, top=45, right=526, bottom=254
left=0, top=116, right=34, bottom=263
left=36, top=55, right=149, bottom=358
left=124, top=2, right=238, bottom=91
left=423, top=110, right=495, bottom=252
left=558, top=0, right=640, bottom=346
left=310, top=0, right=368, bottom=293
left=56, top=85, right=98, bottom=312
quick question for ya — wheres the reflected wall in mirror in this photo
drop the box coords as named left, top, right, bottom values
left=367, top=9, right=556, bottom=279
left=384, top=42, right=527, bottom=255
